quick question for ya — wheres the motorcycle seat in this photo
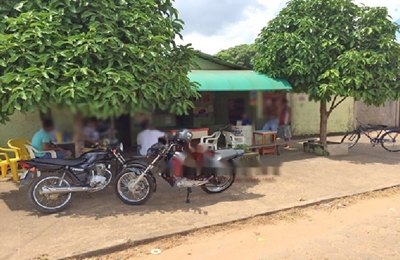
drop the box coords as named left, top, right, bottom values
left=214, top=149, right=244, bottom=160
left=32, top=158, right=86, bottom=166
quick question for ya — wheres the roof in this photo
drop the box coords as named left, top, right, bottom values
left=196, top=51, right=249, bottom=70
left=189, top=70, right=292, bottom=92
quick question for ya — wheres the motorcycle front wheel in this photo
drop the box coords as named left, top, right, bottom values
left=201, top=168, right=235, bottom=194
left=115, top=168, right=154, bottom=205
left=29, top=174, right=72, bottom=214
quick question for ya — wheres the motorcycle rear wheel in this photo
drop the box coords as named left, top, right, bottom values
left=115, top=169, right=154, bottom=205
left=201, top=169, right=235, bottom=194
left=29, top=174, right=72, bottom=214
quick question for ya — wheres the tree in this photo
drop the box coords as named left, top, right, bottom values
left=0, top=0, right=198, bottom=122
left=254, top=0, right=400, bottom=146
left=216, top=44, right=255, bottom=69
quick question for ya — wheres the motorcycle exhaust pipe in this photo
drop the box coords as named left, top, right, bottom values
left=41, top=186, right=98, bottom=194
left=176, top=179, right=211, bottom=188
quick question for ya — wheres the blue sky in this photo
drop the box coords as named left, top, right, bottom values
left=175, top=0, right=400, bottom=54
left=397, top=19, right=400, bottom=40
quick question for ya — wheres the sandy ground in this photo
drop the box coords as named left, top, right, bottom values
left=1, top=136, right=400, bottom=259
left=86, top=187, right=400, bottom=260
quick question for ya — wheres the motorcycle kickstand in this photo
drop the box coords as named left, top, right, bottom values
left=186, top=188, right=192, bottom=203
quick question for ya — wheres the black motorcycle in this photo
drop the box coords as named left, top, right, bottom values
left=115, top=129, right=244, bottom=205
left=22, top=143, right=127, bottom=213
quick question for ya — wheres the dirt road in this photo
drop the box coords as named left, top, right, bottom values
left=89, top=188, right=400, bottom=260
left=3, top=137, right=400, bottom=259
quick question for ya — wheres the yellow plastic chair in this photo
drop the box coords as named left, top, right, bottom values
left=8, top=138, right=32, bottom=160
left=0, top=147, right=19, bottom=182
left=0, top=153, right=10, bottom=178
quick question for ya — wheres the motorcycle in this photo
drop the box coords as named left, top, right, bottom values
left=115, top=129, right=244, bottom=205
left=22, top=142, right=128, bottom=213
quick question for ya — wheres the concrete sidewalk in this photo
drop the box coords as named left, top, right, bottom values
left=1, top=137, right=399, bottom=260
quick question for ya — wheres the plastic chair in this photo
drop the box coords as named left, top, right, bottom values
left=0, top=147, right=19, bottom=182
left=223, top=131, right=245, bottom=148
left=8, top=138, right=32, bottom=160
left=25, top=144, right=57, bottom=159
left=200, top=131, right=221, bottom=151
left=0, top=153, right=10, bottom=179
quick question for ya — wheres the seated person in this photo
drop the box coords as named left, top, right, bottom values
left=240, top=113, right=252, bottom=126
left=83, top=118, right=100, bottom=147
left=32, top=119, right=71, bottom=159
left=262, top=117, right=279, bottom=131
left=137, top=119, right=165, bottom=155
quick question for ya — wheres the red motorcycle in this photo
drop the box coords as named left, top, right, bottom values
left=114, top=129, right=244, bottom=204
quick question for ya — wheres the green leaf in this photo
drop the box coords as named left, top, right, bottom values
left=0, top=0, right=198, bottom=122
left=253, top=0, right=400, bottom=143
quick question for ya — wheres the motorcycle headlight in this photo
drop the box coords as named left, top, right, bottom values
left=119, top=142, right=124, bottom=152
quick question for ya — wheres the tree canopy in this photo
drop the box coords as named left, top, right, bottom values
left=254, top=0, right=400, bottom=145
left=0, top=0, right=199, bottom=123
left=216, top=44, right=255, bottom=69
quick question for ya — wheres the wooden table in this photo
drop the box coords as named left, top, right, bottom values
left=251, top=131, right=278, bottom=155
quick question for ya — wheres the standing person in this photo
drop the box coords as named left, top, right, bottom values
left=137, top=119, right=165, bottom=155
left=278, top=99, right=292, bottom=146
left=32, top=119, right=72, bottom=158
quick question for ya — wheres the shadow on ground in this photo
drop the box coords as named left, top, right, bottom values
left=271, top=138, right=400, bottom=166
left=0, top=172, right=264, bottom=219
left=328, top=143, right=400, bottom=165
left=1, top=136, right=397, bottom=220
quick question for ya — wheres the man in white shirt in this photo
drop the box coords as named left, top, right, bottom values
left=137, top=119, right=165, bottom=155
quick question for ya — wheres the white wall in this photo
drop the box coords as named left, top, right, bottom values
left=355, top=101, right=400, bottom=127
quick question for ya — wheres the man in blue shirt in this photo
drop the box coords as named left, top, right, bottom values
left=240, top=113, right=252, bottom=126
left=32, top=119, right=71, bottom=158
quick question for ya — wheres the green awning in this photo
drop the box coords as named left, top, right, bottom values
left=188, top=70, right=292, bottom=92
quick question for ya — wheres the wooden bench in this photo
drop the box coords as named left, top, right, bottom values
left=248, top=144, right=280, bottom=156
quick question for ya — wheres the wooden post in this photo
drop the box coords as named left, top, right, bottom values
left=320, top=100, right=328, bottom=148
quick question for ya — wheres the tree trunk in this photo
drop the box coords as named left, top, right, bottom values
left=320, top=100, right=329, bottom=148
left=73, top=114, right=84, bottom=157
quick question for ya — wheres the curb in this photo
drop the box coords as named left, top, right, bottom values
left=64, top=183, right=400, bottom=259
